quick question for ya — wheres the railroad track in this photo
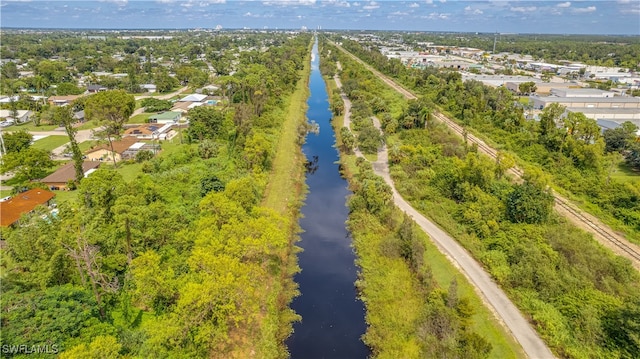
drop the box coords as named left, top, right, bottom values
left=333, top=42, right=640, bottom=268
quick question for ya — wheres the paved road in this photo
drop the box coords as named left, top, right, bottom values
left=335, top=64, right=555, bottom=359
left=134, top=86, right=189, bottom=101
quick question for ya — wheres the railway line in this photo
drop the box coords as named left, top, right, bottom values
left=334, top=41, right=640, bottom=270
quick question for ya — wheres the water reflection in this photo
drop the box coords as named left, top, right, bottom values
left=287, top=39, right=369, bottom=358
left=304, top=155, right=319, bottom=175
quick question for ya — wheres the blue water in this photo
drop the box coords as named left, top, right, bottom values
left=286, top=39, right=369, bottom=358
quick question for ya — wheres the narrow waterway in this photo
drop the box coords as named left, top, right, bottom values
left=286, top=39, right=369, bottom=358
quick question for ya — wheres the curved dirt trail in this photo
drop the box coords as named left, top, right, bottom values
left=335, top=63, right=555, bottom=359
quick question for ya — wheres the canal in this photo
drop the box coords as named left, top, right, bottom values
left=286, top=39, right=369, bottom=358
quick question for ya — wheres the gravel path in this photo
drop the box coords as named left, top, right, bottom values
left=335, top=63, right=555, bottom=359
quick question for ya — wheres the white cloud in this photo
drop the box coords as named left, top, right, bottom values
left=557, top=2, right=570, bottom=8
left=464, top=5, right=483, bottom=15
left=620, top=3, right=640, bottom=15
left=510, top=6, right=536, bottom=13
left=100, top=0, right=128, bottom=5
left=362, top=1, right=379, bottom=10
left=322, top=0, right=350, bottom=7
left=389, top=11, right=408, bottom=16
left=409, top=2, right=419, bottom=8
left=422, top=12, right=449, bottom=20
left=572, top=6, right=596, bottom=13
left=262, top=0, right=316, bottom=5
left=617, top=0, right=631, bottom=3
left=352, top=2, right=361, bottom=7
left=424, top=0, right=433, bottom=4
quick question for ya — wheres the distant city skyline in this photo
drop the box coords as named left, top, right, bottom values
left=1, top=1, right=639, bottom=35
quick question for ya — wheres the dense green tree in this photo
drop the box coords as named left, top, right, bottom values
left=603, top=121, right=638, bottom=153
left=340, top=126, right=356, bottom=154
left=2, top=129, right=32, bottom=153
left=505, top=181, right=554, bottom=224
left=186, top=106, right=226, bottom=141
left=538, top=103, right=566, bottom=152
left=357, top=124, right=383, bottom=154
left=518, top=81, right=537, bottom=95
left=84, top=90, right=135, bottom=167
left=53, top=106, right=84, bottom=183
left=140, top=98, right=172, bottom=112
left=56, top=82, right=84, bottom=96
left=1, top=147, right=54, bottom=181
left=0, top=285, right=108, bottom=355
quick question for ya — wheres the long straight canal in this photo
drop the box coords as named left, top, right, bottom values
left=286, top=39, right=369, bottom=358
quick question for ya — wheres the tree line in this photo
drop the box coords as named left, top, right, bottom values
left=329, top=37, right=640, bottom=359
left=0, top=33, right=312, bottom=358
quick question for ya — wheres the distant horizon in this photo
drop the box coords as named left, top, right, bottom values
left=1, top=1, right=639, bottom=36
left=1, top=26, right=639, bottom=37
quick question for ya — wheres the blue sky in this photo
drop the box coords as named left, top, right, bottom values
left=1, top=1, right=639, bottom=35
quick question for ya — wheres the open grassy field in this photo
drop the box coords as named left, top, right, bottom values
left=127, top=113, right=151, bottom=124
left=261, top=60, right=310, bottom=214
left=10, top=122, right=59, bottom=131
left=610, top=161, right=640, bottom=184
left=31, top=135, right=69, bottom=151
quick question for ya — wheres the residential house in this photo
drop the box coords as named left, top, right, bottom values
left=41, top=161, right=101, bottom=190
left=0, top=109, right=32, bottom=124
left=74, top=110, right=85, bottom=122
left=123, top=123, right=174, bottom=140
left=148, top=111, right=181, bottom=124
left=86, top=84, right=108, bottom=93
left=0, top=189, right=55, bottom=227
left=122, top=142, right=161, bottom=159
left=140, top=84, right=157, bottom=93
left=48, top=95, right=81, bottom=106
left=85, top=137, right=138, bottom=163
left=178, top=94, right=208, bottom=102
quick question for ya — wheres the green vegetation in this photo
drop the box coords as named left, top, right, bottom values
left=321, top=39, right=523, bottom=359
left=1, top=33, right=313, bottom=358
left=31, top=135, right=69, bottom=151
left=338, top=35, right=640, bottom=245
left=126, top=113, right=151, bottom=124
left=331, top=38, right=640, bottom=359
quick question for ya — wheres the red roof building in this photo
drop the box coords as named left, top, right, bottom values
left=0, top=189, right=55, bottom=227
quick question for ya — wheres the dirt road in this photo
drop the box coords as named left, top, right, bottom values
left=335, top=66, right=556, bottom=359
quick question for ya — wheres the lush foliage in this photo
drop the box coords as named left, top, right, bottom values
left=322, top=39, right=520, bottom=359
left=0, top=33, right=312, bottom=358
left=331, top=38, right=640, bottom=358
left=338, top=36, right=640, bottom=244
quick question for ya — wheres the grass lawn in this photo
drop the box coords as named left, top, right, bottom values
left=78, top=140, right=98, bottom=153
left=76, top=121, right=100, bottom=131
left=11, top=122, right=59, bottom=131
left=610, top=161, right=640, bottom=184
left=127, top=113, right=151, bottom=124
left=261, top=59, right=310, bottom=214
left=31, top=135, right=69, bottom=151
left=52, top=189, right=79, bottom=205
